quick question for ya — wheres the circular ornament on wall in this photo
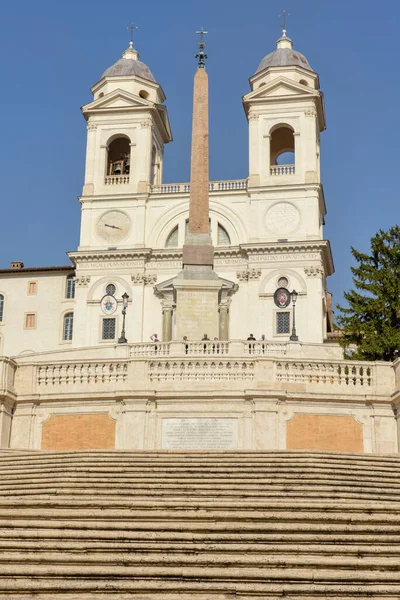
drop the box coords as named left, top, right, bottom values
left=274, top=288, right=291, bottom=308
left=266, top=203, right=300, bottom=235
left=96, top=210, right=131, bottom=243
left=100, top=294, right=118, bottom=315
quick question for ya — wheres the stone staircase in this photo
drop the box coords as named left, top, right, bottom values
left=1, top=450, right=400, bottom=598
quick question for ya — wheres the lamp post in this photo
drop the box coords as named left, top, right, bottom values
left=290, top=289, right=299, bottom=342
left=118, top=292, right=129, bottom=344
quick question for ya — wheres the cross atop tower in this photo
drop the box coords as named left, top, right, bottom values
left=126, top=22, right=138, bottom=47
left=279, top=10, right=291, bottom=37
left=195, top=27, right=208, bottom=68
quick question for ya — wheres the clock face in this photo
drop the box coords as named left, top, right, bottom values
left=266, top=203, right=300, bottom=235
left=96, top=211, right=131, bottom=243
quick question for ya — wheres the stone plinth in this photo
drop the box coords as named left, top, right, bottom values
left=175, top=278, right=222, bottom=340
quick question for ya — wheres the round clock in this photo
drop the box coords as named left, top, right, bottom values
left=96, top=211, right=131, bottom=243
left=266, top=203, right=300, bottom=235
left=274, top=287, right=291, bottom=308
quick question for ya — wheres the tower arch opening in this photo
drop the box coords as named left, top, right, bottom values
left=107, top=135, right=131, bottom=176
left=270, top=125, right=295, bottom=166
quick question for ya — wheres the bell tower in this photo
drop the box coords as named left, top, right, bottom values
left=78, top=36, right=172, bottom=250
left=243, top=30, right=325, bottom=189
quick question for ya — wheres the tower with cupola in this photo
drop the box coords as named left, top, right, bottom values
left=78, top=39, right=172, bottom=251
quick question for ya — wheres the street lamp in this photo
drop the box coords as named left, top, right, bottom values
left=290, top=289, right=299, bottom=342
left=118, top=292, right=129, bottom=344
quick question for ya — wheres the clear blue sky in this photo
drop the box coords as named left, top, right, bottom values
left=0, top=0, right=398, bottom=307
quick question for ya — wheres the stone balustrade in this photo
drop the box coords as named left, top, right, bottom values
left=151, top=179, right=247, bottom=194
left=270, top=164, right=295, bottom=175
left=104, top=175, right=130, bottom=185
left=276, top=359, right=373, bottom=388
left=36, top=361, right=128, bottom=386
left=0, top=345, right=395, bottom=398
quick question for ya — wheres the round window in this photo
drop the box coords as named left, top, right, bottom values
left=278, top=276, right=289, bottom=288
left=106, top=284, right=116, bottom=296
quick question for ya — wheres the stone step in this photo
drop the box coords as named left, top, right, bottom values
left=2, top=466, right=400, bottom=480
left=2, top=450, right=400, bottom=598
left=1, top=549, right=400, bottom=570
left=1, top=540, right=400, bottom=555
left=1, top=488, right=399, bottom=503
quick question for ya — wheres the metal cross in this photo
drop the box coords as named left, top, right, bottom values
left=126, top=22, right=138, bottom=44
left=195, top=27, right=208, bottom=68
left=196, top=27, right=208, bottom=43
left=279, top=10, right=291, bottom=32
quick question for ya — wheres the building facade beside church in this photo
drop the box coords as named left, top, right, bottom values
left=0, top=30, right=399, bottom=455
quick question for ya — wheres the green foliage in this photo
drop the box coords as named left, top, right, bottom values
left=336, top=225, right=400, bottom=362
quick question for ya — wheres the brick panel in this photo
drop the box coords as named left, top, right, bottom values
left=287, top=414, right=363, bottom=452
left=41, top=413, right=115, bottom=451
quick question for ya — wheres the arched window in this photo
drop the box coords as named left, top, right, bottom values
left=217, top=224, right=231, bottom=246
left=166, top=226, right=179, bottom=248
left=270, top=125, right=295, bottom=166
left=0, top=294, right=3, bottom=322
left=63, top=313, right=74, bottom=341
left=65, top=274, right=75, bottom=299
left=107, top=136, right=130, bottom=176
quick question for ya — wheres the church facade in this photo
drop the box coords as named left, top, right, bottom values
left=0, top=31, right=399, bottom=455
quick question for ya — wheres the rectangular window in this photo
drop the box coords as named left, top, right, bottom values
left=66, top=275, right=75, bottom=299
left=102, top=318, right=116, bottom=340
left=63, top=313, right=74, bottom=341
left=276, top=311, right=290, bottom=335
left=27, top=281, right=37, bottom=295
left=25, top=313, right=37, bottom=329
left=0, top=295, right=3, bottom=322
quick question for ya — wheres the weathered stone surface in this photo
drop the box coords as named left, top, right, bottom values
left=1, top=450, right=400, bottom=597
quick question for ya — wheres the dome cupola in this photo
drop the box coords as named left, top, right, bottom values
left=256, top=32, right=314, bottom=75
left=101, top=42, right=156, bottom=82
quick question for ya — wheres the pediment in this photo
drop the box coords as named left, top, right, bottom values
left=82, top=89, right=152, bottom=114
left=245, top=77, right=317, bottom=101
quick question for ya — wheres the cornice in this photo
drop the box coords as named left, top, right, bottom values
left=67, top=241, right=334, bottom=275
left=68, top=249, right=151, bottom=266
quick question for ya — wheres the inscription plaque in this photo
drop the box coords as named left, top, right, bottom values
left=162, top=418, right=238, bottom=450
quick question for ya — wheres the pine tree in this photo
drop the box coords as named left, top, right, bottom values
left=336, top=225, right=400, bottom=362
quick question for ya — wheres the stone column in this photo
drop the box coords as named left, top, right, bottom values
left=219, top=305, right=229, bottom=341
left=162, top=306, right=173, bottom=342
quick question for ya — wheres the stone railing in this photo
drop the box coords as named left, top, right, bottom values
left=37, top=361, right=128, bottom=386
left=130, top=343, right=170, bottom=357
left=276, top=360, right=374, bottom=388
left=104, top=175, right=130, bottom=185
left=185, top=341, right=230, bottom=355
left=151, top=179, right=247, bottom=194
left=270, top=165, right=295, bottom=176
left=149, top=360, right=256, bottom=382
left=245, top=342, right=288, bottom=356
left=3, top=348, right=394, bottom=398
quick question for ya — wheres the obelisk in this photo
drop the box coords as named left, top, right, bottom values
left=174, top=29, right=222, bottom=340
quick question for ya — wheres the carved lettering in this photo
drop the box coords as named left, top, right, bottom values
left=162, top=418, right=238, bottom=450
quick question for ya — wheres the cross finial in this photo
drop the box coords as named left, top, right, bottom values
left=195, top=27, right=208, bottom=68
left=279, top=10, right=291, bottom=36
left=126, top=21, right=138, bottom=47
